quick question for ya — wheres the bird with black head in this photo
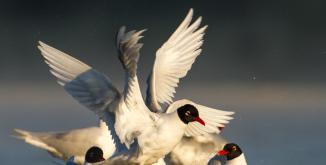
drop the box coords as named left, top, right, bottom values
left=217, top=143, right=247, bottom=165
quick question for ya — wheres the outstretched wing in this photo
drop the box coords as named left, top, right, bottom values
left=114, top=27, right=156, bottom=147
left=37, top=41, right=127, bottom=153
left=166, top=99, right=234, bottom=136
left=116, top=26, right=147, bottom=111
left=146, top=8, right=208, bottom=112
left=116, top=26, right=145, bottom=78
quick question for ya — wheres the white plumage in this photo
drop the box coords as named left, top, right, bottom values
left=147, top=9, right=207, bottom=112
left=225, top=154, right=247, bottom=165
left=168, top=134, right=227, bottom=165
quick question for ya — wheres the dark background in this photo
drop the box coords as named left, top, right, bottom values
left=1, top=0, right=326, bottom=84
left=0, top=0, right=325, bottom=165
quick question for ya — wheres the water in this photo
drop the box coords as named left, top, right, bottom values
left=1, top=84, right=325, bottom=164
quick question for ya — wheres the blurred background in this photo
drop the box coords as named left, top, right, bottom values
left=0, top=0, right=325, bottom=164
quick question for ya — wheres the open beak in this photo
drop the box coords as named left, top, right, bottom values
left=194, top=116, right=205, bottom=126
left=217, top=150, right=229, bottom=156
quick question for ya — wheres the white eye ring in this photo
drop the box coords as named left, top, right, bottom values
left=185, top=111, right=191, bottom=116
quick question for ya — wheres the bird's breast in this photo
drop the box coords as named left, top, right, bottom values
left=136, top=112, right=186, bottom=163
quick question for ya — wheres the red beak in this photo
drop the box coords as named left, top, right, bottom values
left=217, top=150, right=229, bottom=156
left=194, top=116, right=205, bottom=126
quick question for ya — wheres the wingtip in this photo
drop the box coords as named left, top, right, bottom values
left=38, top=41, right=50, bottom=50
left=117, top=26, right=147, bottom=46
left=186, top=8, right=194, bottom=19
left=119, top=26, right=126, bottom=33
left=140, top=28, right=148, bottom=33
left=11, top=134, right=25, bottom=140
left=11, top=128, right=26, bottom=139
left=225, top=115, right=235, bottom=121
left=13, top=128, right=23, bottom=133
left=37, top=45, right=43, bottom=52
left=197, top=16, right=202, bottom=22
left=229, top=111, right=235, bottom=115
left=189, top=8, right=194, bottom=14
left=38, top=40, right=45, bottom=46
left=191, top=16, right=203, bottom=28
left=227, top=110, right=235, bottom=114
left=226, top=112, right=235, bottom=120
left=203, top=25, right=208, bottom=30
left=135, top=28, right=147, bottom=37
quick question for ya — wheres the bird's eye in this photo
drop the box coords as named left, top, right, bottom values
left=185, top=111, right=191, bottom=116
left=232, top=146, right=237, bottom=151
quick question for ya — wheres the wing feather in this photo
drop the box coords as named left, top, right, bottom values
left=116, top=26, right=148, bottom=113
left=115, top=27, right=155, bottom=147
left=37, top=41, right=127, bottom=154
left=146, top=9, right=208, bottom=112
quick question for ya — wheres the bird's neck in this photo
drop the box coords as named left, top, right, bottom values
left=98, top=120, right=108, bottom=130
left=226, top=153, right=247, bottom=165
left=169, top=111, right=188, bottom=128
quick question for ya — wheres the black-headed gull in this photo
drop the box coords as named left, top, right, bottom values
left=217, top=143, right=247, bottom=165
left=13, top=120, right=114, bottom=164
left=83, top=146, right=106, bottom=165
left=37, top=8, right=234, bottom=164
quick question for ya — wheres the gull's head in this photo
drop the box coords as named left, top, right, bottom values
left=85, top=146, right=105, bottom=163
left=217, top=143, right=243, bottom=160
left=177, top=104, right=205, bottom=126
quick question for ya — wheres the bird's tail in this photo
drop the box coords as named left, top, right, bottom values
left=12, top=128, right=57, bottom=153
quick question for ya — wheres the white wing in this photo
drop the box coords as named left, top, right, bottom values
left=116, top=26, right=148, bottom=112
left=166, top=99, right=234, bottom=136
left=114, top=27, right=156, bottom=147
left=146, top=8, right=208, bottom=112
left=37, top=41, right=127, bottom=153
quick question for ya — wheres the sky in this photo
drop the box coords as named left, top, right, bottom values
left=0, top=0, right=326, bottom=84
left=0, top=0, right=325, bottom=164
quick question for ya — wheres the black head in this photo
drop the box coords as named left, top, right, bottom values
left=85, top=146, right=105, bottom=163
left=177, top=104, right=205, bottom=125
left=218, top=143, right=243, bottom=160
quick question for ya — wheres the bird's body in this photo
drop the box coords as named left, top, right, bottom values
left=168, top=134, right=227, bottom=165
left=224, top=154, right=247, bottom=165
left=14, top=120, right=114, bottom=164
left=101, top=96, right=187, bottom=164
left=135, top=111, right=186, bottom=164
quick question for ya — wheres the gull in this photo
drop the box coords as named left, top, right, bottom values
left=13, top=120, right=114, bottom=164
left=37, top=8, right=234, bottom=165
left=217, top=143, right=248, bottom=165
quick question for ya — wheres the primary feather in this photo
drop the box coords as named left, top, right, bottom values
left=38, top=42, right=127, bottom=155
left=146, top=8, right=208, bottom=112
